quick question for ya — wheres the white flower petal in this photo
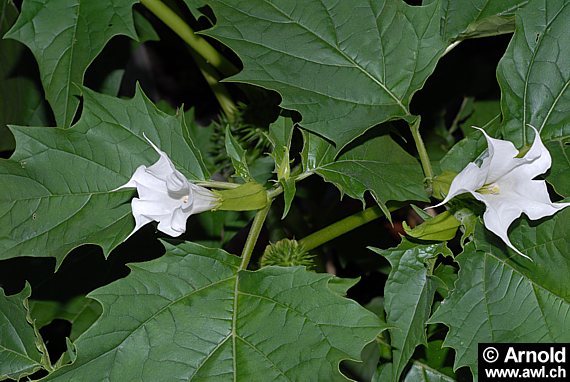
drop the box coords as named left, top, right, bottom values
left=432, top=162, right=486, bottom=208
left=433, top=126, right=570, bottom=259
left=481, top=200, right=529, bottom=259
left=516, top=125, right=551, bottom=178
left=115, top=135, right=220, bottom=239
left=188, top=184, right=220, bottom=213
left=473, top=127, right=520, bottom=183
left=157, top=207, right=190, bottom=237
left=499, top=178, right=570, bottom=220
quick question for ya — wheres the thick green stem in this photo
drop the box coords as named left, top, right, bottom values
left=410, top=118, right=434, bottom=182
left=140, top=0, right=238, bottom=75
left=299, top=206, right=391, bottom=251
left=140, top=0, right=238, bottom=119
left=240, top=203, right=272, bottom=270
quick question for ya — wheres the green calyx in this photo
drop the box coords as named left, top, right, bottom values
left=404, top=210, right=461, bottom=241
left=261, top=239, right=315, bottom=269
left=431, top=171, right=456, bottom=200
left=215, top=182, right=269, bottom=211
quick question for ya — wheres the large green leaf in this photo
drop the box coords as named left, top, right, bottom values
left=0, top=283, right=47, bottom=380
left=440, top=0, right=527, bottom=41
left=0, top=0, right=50, bottom=152
left=302, top=131, right=428, bottom=214
left=0, top=87, right=209, bottom=265
left=44, top=242, right=382, bottom=381
left=371, top=240, right=451, bottom=382
left=4, top=0, right=138, bottom=127
left=190, top=0, right=447, bottom=147
left=429, top=210, right=570, bottom=376
left=497, top=0, right=570, bottom=147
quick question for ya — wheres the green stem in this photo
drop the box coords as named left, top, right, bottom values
left=140, top=0, right=238, bottom=76
left=410, top=118, right=434, bottom=182
left=140, top=0, right=238, bottom=120
left=240, top=203, right=272, bottom=270
left=299, top=205, right=392, bottom=251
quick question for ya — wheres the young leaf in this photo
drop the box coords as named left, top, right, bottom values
left=497, top=0, right=570, bottom=146
left=4, top=0, right=138, bottom=127
left=440, top=0, right=527, bottom=41
left=225, top=126, right=253, bottom=181
left=43, top=242, right=383, bottom=381
left=0, top=283, right=47, bottom=380
left=0, top=87, right=209, bottom=265
left=267, top=116, right=295, bottom=218
left=429, top=211, right=570, bottom=377
left=371, top=240, right=452, bottom=382
left=188, top=0, right=447, bottom=147
left=302, top=131, right=428, bottom=216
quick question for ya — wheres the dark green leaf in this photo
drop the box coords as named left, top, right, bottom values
left=497, top=0, right=570, bottom=146
left=302, top=131, right=428, bottom=215
left=44, top=242, right=382, bottom=381
left=441, top=0, right=527, bottom=41
left=371, top=240, right=451, bottom=382
left=189, top=0, right=447, bottom=147
left=5, top=0, right=138, bottom=127
left=0, top=283, right=47, bottom=379
left=430, top=211, right=570, bottom=376
left=0, top=87, right=209, bottom=265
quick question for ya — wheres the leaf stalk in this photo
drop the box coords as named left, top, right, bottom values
left=409, top=118, right=434, bottom=186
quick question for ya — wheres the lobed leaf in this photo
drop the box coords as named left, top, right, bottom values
left=189, top=0, right=447, bottom=147
left=302, top=131, right=428, bottom=215
left=4, top=0, right=138, bottom=127
left=430, top=211, right=570, bottom=376
left=0, top=87, right=209, bottom=265
left=44, top=242, right=383, bottom=381
left=0, top=283, right=47, bottom=380
left=371, top=240, right=451, bottom=381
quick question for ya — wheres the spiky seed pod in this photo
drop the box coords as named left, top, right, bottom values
left=261, top=239, right=315, bottom=270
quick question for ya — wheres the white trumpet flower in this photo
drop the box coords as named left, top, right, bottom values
left=116, top=135, right=220, bottom=238
left=434, top=126, right=570, bottom=259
